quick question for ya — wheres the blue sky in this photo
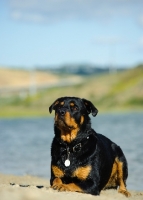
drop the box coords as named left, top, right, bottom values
left=0, top=0, right=143, bottom=68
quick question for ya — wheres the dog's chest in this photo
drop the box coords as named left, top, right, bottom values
left=52, top=138, right=86, bottom=170
left=51, top=134, right=96, bottom=182
left=52, top=134, right=94, bottom=167
left=60, top=142, right=82, bottom=167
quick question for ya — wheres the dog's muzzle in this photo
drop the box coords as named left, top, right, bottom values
left=58, top=108, right=67, bottom=116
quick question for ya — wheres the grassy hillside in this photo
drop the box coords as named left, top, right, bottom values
left=0, top=68, right=61, bottom=88
left=0, top=66, right=143, bottom=117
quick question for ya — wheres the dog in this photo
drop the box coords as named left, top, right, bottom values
left=49, top=97, right=131, bottom=196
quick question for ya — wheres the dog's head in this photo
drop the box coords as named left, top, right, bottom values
left=49, top=97, right=98, bottom=135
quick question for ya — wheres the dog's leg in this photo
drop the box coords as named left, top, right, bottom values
left=116, top=158, right=131, bottom=197
left=51, top=166, right=83, bottom=192
left=51, top=178, right=62, bottom=190
left=111, top=144, right=131, bottom=197
left=51, top=178, right=83, bottom=193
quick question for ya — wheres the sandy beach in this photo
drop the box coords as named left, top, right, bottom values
left=0, top=173, right=142, bottom=200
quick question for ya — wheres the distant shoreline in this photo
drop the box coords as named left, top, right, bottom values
left=0, top=66, right=143, bottom=118
left=0, top=109, right=143, bottom=119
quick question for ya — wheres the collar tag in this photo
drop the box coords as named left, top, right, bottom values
left=64, top=159, right=70, bottom=167
left=65, top=147, right=70, bottom=167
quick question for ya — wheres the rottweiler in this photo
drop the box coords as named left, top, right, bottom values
left=49, top=97, right=131, bottom=197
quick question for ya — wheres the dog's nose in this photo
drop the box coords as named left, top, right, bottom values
left=59, top=108, right=66, bottom=116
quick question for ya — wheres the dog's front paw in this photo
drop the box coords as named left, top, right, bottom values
left=52, top=178, right=63, bottom=190
left=52, top=183, right=69, bottom=192
left=58, top=184, right=71, bottom=192
left=51, top=179, right=83, bottom=193
left=52, top=180, right=70, bottom=192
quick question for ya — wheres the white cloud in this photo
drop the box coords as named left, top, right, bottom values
left=9, top=0, right=143, bottom=24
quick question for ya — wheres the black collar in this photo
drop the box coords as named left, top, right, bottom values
left=56, top=129, right=93, bottom=152
left=55, top=129, right=94, bottom=167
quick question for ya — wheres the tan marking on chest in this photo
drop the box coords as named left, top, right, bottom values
left=61, top=128, right=79, bottom=143
left=72, top=166, right=91, bottom=180
left=52, top=165, right=64, bottom=178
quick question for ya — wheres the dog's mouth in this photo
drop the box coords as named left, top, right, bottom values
left=55, top=118, right=74, bottom=130
left=54, top=112, right=80, bottom=142
left=55, top=113, right=77, bottom=131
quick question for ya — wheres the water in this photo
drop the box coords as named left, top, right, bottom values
left=0, top=113, right=143, bottom=191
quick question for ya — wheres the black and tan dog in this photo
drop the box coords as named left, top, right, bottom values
left=49, top=96, right=131, bottom=197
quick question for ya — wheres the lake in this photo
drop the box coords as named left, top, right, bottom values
left=0, top=113, right=143, bottom=191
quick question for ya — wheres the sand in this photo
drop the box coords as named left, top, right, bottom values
left=0, top=173, right=142, bottom=200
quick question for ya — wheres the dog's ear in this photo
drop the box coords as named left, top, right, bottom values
left=82, top=98, right=98, bottom=117
left=49, top=98, right=61, bottom=113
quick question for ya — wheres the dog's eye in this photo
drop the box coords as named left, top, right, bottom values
left=74, top=106, right=78, bottom=111
left=58, top=106, right=61, bottom=110
left=71, top=106, right=78, bottom=111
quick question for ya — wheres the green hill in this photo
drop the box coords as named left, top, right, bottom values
left=0, top=65, right=143, bottom=117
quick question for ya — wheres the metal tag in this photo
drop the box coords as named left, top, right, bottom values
left=64, top=159, right=70, bottom=167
